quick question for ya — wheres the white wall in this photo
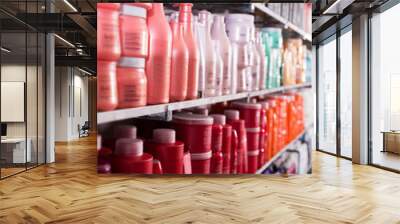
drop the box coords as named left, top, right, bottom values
left=54, top=67, right=89, bottom=141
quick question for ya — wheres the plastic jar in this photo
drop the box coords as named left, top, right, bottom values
left=231, top=102, right=262, bottom=128
left=116, top=57, right=147, bottom=109
left=152, top=129, right=184, bottom=174
left=173, top=113, right=213, bottom=154
left=119, top=3, right=150, bottom=58
left=97, top=3, right=121, bottom=61
left=246, top=127, right=260, bottom=173
left=97, top=61, right=118, bottom=111
left=173, top=113, right=213, bottom=174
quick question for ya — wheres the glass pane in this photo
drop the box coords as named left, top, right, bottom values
left=371, top=4, right=400, bottom=171
left=318, top=37, right=337, bottom=154
left=1, top=31, right=27, bottom=177
left=340, top=29, right=352, bottom=158
left=38, top=32, right=45, bottom=165
left=27, top=31, right=38, bottom=169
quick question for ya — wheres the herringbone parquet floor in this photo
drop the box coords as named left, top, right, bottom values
left=1, top=135, right=400, bottom=224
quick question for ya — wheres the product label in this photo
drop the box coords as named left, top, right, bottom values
left=123, top=31, right=146, bottom=52
left=120, top=82, right=145, bottom=104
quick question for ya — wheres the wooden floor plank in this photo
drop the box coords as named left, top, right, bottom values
left=0, top=135, right=399, bottom=223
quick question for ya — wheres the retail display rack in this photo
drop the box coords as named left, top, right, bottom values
left=98, top=83, right=312, bottom=124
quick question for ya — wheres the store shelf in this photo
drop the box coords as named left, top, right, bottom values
left=253, top=3, right=312, bottom=42
left=256, top=130, right=306, bottom=174
left=98, top=83, right=312, bottom=125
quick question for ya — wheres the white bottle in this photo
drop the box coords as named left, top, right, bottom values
left=211, top=15, right=232, bottom=95
left=198, top=10, right=217, bottom=97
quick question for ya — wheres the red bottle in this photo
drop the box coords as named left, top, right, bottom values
left=179, top=3, right=199, bottom=100
left=112, top=138, right=153, bottom=174
left=230, top=129, right=238, bottom=174
left=116, top=57, right=147, bottom=109
left=210, top=114, right=232, bottom=174
left=97, top=61, right=118, bottom=111
left=169, top=12, right=189, bottom=101
left=146, top=3, right=172, bottom=104
left=97, top=3, right=121, bottom=61
left=152, top=129, right=184, bottom=174
left=210, top=117, right=223, bottom=174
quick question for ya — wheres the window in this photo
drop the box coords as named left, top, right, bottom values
left=340, top=28, right=352, bottom=158
left=317, top=36, right=337, bottom=154
left=371, top=3, right=400, bottom=171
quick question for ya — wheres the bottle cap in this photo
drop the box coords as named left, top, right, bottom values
left=114, top=125, right=137, bottom=139
left=224, top=110, right=240, bottom=120
left=153, top=129, right=176, bottom=144
left=118, top=57, right=145, bottom=68
left=115, top=138, right=143, bottom=156
left=120, top=4, right=147, bottom=18
left=210, top=114, right=226, bottom=125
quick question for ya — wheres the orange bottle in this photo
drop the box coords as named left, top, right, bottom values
left=179, top=3, right=199, bottom=100
left=169, top=12, right=189, bottom=101
left=146, top=3, right=172, bottom=104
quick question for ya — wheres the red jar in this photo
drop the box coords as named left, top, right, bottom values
left=116, top=57, right=147, bottom=109
left=119, top=4, right=149, bottom=58
left=173, top=113, right=213, bottom=154
left=97, top=61, right=118, bottom=111
left=247, top=149, right=259, bottom=174
left=97, top=3, right=121, bottom=61
left=210, top=120, right=223, bottom=174
left=191, top=151, right=211, bottom=174
left=231, top=101, right=262, bottom=128
left=246, top=127, right=260, bottom=151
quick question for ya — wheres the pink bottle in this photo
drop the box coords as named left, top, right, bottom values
left=179, top=3, right=199, bottom=100
left=214, top=42, right=224, bottom=96
left=211, top=15, right=232, bottom=95
left=250, top=27, right=260, bottom=91
left=193, top=16, right=206, bottom=97
left=256, top=31, right=267, bottom=90
left=146, top=3, right=172, bottom=104
left=119, top=3, right=151, bottom=58
left=116, top=57, right=147, bottom=109
left=198, top=10, right=217, bottom=97
left=169, top=12, right=189, bottom=102
left=97, top=3, right=121, bottom=61
left=97, top=61, right=118, bottom=111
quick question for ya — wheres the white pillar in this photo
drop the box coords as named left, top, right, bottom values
left=352, top=14, right=369, bottom=164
